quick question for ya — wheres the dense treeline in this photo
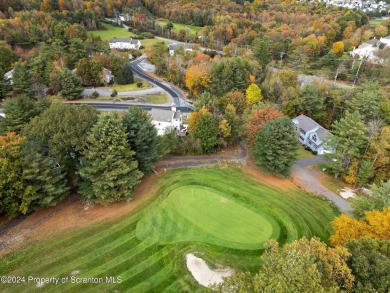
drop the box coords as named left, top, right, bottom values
left=0, top=99, right=176, bottom=218
left=142, top=0, right=369, bottom=51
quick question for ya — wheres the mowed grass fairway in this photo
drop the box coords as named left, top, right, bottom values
left=156, top=20, right=202, bottom=35
left=88, top=23, right=138, bottom=42
left=0, top=165, right=339, bottom=292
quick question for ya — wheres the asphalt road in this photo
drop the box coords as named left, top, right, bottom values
left=66, top=101, right=193, bottom=113
left=131, top=56, right=193, bottom=109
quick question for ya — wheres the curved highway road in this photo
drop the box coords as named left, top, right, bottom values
left=131, top=55, right=193, bottom=109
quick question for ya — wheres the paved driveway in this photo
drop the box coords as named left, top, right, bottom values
left=291, top=156, right=352, bottom=213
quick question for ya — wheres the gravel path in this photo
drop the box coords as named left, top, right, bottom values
left=291, top=156, right=352, bottom=213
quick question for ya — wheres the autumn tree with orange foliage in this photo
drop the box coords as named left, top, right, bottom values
left=58, top=0, right=66, bottom=11
left=188, top=111, right=201, bottom=133
left=246, top=106, right=284, bottom=147
left=219, top=91, right=247, bottom=114
left=185, top=63, right=211, bottom=97
left=330, top=208, right=390, bottom=246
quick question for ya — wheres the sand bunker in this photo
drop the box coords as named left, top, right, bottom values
left=186, top=253, right=234, bottom=287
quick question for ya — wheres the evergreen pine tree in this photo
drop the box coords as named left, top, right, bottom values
left=194, top=108, right=219, bottom=153
left=253, top=37, right=272, bottom=69
left=116, top=63, right=134, bottom=85
left=358, top=160, right=375, bottom=187
left=350, top=81, right=385, bottom=121
left=20, top=141, right=69, bottom=213
left=0, top=95, right=41, bottom=134
left=253, top=117, right=299, bottom=177
left=0, top=67, right=11, bottom=99
left=324, top=111, right=368, bottom=178
left=12, top=61, right=32, bottom=95
left=0, top=133, right=68, bottom=217
left=79, top=114, right=143, bottom=204
left=122, top=107, right=160, bottom=174
left=59, top=68, right=84, bottom=100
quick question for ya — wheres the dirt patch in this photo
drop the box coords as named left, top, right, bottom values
left=0, top=174, right=158, bottom=257
left=239, top=159, right=296, bottom=191
left=186, top=253, right=234, bottom=287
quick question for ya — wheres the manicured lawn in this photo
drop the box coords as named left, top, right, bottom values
left=0, top=165, right=338, bottom=292
left=88, top=23, right=138, bottom=42
left=110, top=79, right=151, bottom=91
left=369, top=19, right=386, bottom=26
left=156, top=20, right=202, bottom=35
left=82, top=93, right=169, bottom=104
left=137, top=186, right=279, bottom=250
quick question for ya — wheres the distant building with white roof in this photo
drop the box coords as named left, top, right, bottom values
left=109, top=38, right=141, bottom=50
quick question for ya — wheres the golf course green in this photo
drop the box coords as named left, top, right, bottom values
left=0, top=165, right=339, bottom=292
left=137, top=185, right=279, bottom=249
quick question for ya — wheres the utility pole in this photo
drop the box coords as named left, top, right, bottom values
left=352, top=59, right=364, bottom=88
left=334, top=64, right=344, bottom=84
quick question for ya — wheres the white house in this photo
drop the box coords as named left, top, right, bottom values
left=379, top=35, right=390, bottom=47
left=109, top=38, right=141, bottom=50
left=168, top=43, right=193, bottom=56
left=149, top=105, right=182, bottom=135
left=3, top=69, right=14, bottom=85
left=102, top=68, right=115, bottom=85
left=350, top=39, right=380, bottom=60
left=292, top=114, right=333, bottom=155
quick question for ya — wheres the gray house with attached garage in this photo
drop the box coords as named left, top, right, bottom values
left=292, top=114, right=333, bottom=155
left=148, top=105, right=183, bottom=135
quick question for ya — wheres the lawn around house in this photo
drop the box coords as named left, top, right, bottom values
left=156, top=20, right=202, bottom=35
left=0, top=165, right=339, bottom=292
left=88, top=23, right=138, bottom=42
left=110, top=79, right=152, bottom=91
left=369, top=18, right=386, bottom=26
left=82, top=93, right=169, bottom=104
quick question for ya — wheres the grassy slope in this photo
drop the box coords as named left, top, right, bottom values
left=88, top=23, right=138, bottom=42
left=156, top=20, right=202, bottom=35
left=110, top=80, right=151, bottom=92
left=0, top=165, right=339, bottom=292
left=82, top=94, right=169, bottom=104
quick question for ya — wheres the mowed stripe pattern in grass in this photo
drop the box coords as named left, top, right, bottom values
left=0, top=165, right=338, bottom=292
left=136, top=185, right=279, bottom=249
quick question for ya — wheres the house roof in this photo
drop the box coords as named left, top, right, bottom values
left=294, top=114, right=332, bottom=142
left=366, top=38, right=379, bottom=46
left=314, top=127, right=332, bottom=142
left=173, top=111, right=181, bottom=119
left=149, top=108, right=173, bottom=122
left=293, top=114, right=320, bottom=132
left=168, top=43, right=193, bottom=51
left=109, top=37, right=139, bottom=44
left=102, top=67, right=112, bottom=74
left=4, top=69, right=13, bottom=78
